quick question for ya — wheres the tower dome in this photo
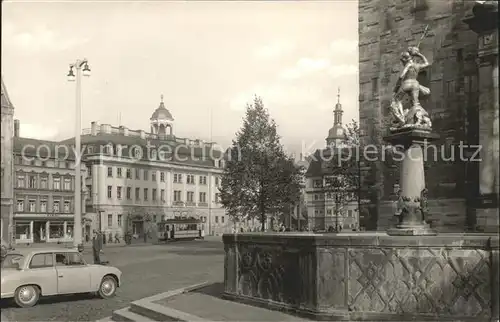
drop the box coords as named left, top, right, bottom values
left=150, top=94, right=174, bottom=137
left=326, top=87, right=344, bottom=147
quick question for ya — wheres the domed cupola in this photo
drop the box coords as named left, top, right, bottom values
left=326, top=87, right=345, bottom=147
left=150, top=94, right=174, bottom=136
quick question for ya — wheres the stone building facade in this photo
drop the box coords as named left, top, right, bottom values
left=358, top=0, right=498, bottom=232
left=59, top=97, right=232, bottom=238
left=12, top=128, right=88, bottom=244
left=305, top=92, right=360, bottom=231
left=1, top=77, right=14, bottom=243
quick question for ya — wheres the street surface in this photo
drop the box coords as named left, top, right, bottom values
left=0, top=238, right=224, bottom=322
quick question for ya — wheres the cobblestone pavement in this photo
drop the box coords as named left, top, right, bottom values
left=0, top=240, right=224, bottom=322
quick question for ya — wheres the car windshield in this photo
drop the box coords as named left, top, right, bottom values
left=1, top=254, right=24, bottom=269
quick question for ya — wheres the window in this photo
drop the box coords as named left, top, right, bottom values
left=16, top=174, right=25, bottom=188
left=40, top=199, right=47, bottom=212
left=17, top=200, right=24, bottom=212
left=199, top=176, right=207, bottom=185
left=64, top=201, right=70, bottom=213
left=152, top=172, right=157, bottom=182
left=348, top=209, right=353, bottom=217
left=53, top=200, right=60, bottom=213
left=215, top=193, right=220, bottom=203
left=125, top=168, right=132, bottom=179
left=108, top=214, right=113, bottom=227
left=215, top=216, right=219, bottom=223
left=174, top=190, right=182, bottom=201
left=160, top=172, right=165, bottom=182
left=55, top=252, right=85, bottom=266
left=117, top=214, right=122, bottom=227
left=161, top=189, right=165, bottom=201
left=126, top=187, right=132, bottom=200
left=456, top=49, right=463, bottom=63
left=107, top=186, right=112, bottom=199
left=187, top=191, right=194, bottom=202
left=135, top=187, right=140, bottom=200
left=187, top=175, right=195, bottom=184
left=135, top=168, right=140, bottom=179
left=221, top=216, right=225, bottom=223
left=107, top=167, right=113, bottom=177
left=327, top=209, right=332, bottom=215
left=117, top=186, right=122, bottom=200
left=87, top=165, right=93, bottom=177
left=152, top=188, right=157, bottom=201
left=29, top=253, right=54, bottom=269
left=117, top=168, right=123, bottom=178
left=40, top=177, right=48, bottom=189
left=153, top=215, right=157, bottom=222
left=64, top=178, right=71, bottom=190
left=199, top=192, right=206, bottom=203
left=144, top=188, right=148, bottom=201
left=174, top=174, right=182, bottom=183
left=446, top=80, right=456, bottom=96
left=143, top=170, right=148, bottom=180
left=215, top=177, right=219, bottom=185
left=314, top=194, right=319, bottom=200
left=53, top=177, right=61, bottom=190
left=28, top=175, right=37, bottom=189
left=29, top=199, right=36, bottom=212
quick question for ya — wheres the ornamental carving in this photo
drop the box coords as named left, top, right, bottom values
left=348, top=248, right=491, bottom=316
left=236, top=246, right=286, bottom=303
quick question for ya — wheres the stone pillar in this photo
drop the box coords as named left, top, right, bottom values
left=29, top=221, right=33, bottom=242
left=463, top=1, right=499, bottom=232
left=384, top=130, right=439, bottom=236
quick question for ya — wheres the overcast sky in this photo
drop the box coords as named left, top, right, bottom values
left=2, top=0, right=359, bottom=156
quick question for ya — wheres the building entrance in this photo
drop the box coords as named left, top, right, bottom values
left=33, top=221, right=46, bottom=243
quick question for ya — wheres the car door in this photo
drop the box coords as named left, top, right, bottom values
left=26, top=253, right=58, bottom=296
left=55, top=252, right=92, bottom=294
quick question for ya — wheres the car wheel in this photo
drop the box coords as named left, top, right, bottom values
left=98, top=276, right=117, bottom=298
left=14, top=285, right=40, bottom=308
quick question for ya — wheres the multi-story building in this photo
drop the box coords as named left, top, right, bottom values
left=1, top=77, right=15, bottom=243
left=12, top=122, right=88, bottom=244
left=60, top=96, right=231, bottom=237
left=358, top=0, right=497, bottom=232
left=305, top=92, right=360, bottom=231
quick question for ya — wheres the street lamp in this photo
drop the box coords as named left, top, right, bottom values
left=67, top=59, right=91, bottom=250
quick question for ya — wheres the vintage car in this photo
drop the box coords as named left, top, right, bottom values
left=0, top=247, right=122, bottom=308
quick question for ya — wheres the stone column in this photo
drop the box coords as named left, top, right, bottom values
left=384, top=130, right=439, bottom=236
left=463, top=1, right=499, bottom=232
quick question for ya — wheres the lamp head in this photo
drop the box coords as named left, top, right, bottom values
left=67, top=66, right=76, bottom=82
left=82, top=63, right=91, bottom=77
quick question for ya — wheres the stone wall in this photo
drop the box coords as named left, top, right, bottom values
left=224, top=233, right=499, bottom=321
left=358, top=0, right=487, bottom=231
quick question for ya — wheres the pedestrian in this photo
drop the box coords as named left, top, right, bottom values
left=92, top=230, right=103, bottom=264
left=108, top=232, right=113, bottom=244
left=114, top=233, right=120, bottom=243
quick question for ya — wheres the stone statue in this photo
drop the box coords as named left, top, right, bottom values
left=394, top=189, right=404, bottom=217
left=389, top=30, right=433, bottom=132
left=419, top=188, right=429, bottom=223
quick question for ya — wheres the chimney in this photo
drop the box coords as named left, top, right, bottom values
left=91, top=121, right=98, bottom=136
left=14, top=119, right=20, bottom=137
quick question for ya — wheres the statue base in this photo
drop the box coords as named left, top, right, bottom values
left=387, top=224, right=437, bottom=236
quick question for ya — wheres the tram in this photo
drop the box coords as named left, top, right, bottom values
left=156, top=217, right=204, bottom=242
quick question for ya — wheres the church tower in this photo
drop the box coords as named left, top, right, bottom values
left=1, top=76, right=14, bottom=244
left=150, top=94, right=174, bottom=137
left=326, top=87, right=344, bottom=147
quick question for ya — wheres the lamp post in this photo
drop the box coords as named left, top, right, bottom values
left=67, top=59, right=91, bottom=250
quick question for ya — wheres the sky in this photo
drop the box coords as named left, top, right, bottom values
left=2, top=0, right=359, bottom=156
